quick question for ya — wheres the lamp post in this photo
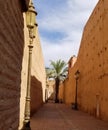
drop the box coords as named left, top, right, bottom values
left=22, top=1, right=37, bottom=130
left=74, top=70, right=80, bottom=110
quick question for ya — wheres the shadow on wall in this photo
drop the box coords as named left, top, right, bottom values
left=30, top=76, right=43, bottom=116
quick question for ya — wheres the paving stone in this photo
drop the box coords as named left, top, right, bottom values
left=31, top=102, right=108, bottom=130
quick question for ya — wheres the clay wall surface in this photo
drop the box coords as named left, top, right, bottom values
left=19, top=14, right=46, bottom=129
left=0, top=1, right=45, bottom=129
left=59, top=0, right=108, bottom=121
left=0, top=1, right=25, bottom=129
left=30, top=76, right=43, bottom=116
left=45, top=79, right=55, bottom=101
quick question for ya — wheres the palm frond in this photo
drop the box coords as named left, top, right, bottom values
left=45, top=67, right=56, bottom=79
left=50, top=59, right=67, bottom=79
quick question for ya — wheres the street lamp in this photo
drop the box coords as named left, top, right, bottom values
left=22, top=1, right=37, bottom=130
left=74, top=70, right=80, bottom=110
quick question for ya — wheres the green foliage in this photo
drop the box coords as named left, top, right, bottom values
left=50, top=59, right=68, bottom=80
left=45, top=67, right=55, bottom=79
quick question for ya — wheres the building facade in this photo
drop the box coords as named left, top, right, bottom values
left=46, top=79, right=55, bottom=101
left=0, top=1, right=27, bottom=129
left=0, top=0, right=46, bottom=129
left=19, top=14, right=46, bottom=129
left=59, top=0, right=108, bottom=121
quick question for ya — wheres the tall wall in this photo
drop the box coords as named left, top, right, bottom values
left=0, top=1, right=46, bottom=129
left=47, top=80, right=55, bottom=100
left=59, top=64, right=77, bottom=104
left=60, top=0, right=108, bottom=121
left=19, top=14, right=46, bottom=129
left=0, top=0, right=26, bottom=130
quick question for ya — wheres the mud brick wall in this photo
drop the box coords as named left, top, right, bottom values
left=0, top=0, right=24, bottom=129
left=19, top=14, right=46, bottom=129
left=60, top=0, right=108, bottom=122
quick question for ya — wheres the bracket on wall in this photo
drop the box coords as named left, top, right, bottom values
left=20, top=0, right=30, bottom=12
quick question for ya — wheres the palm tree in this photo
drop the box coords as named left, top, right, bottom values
left=45, top=67, right=55, bottom=78
left=50, top=59, right=67, bottom=103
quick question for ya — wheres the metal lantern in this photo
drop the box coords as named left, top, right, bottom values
left=33, top=23, right=38, bottom=38
left=26, top=2, right=37, bottom=29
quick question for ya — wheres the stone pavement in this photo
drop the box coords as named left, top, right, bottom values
left=31, top=102, right=108, bottom=130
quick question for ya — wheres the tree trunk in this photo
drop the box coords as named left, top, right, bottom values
left=55, top=77, right=60, bottom=103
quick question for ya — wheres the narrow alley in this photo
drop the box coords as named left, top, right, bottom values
left=31, top=102, right=108, bottom=130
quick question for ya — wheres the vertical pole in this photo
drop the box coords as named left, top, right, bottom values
left=96, top=95, right=100, bottom=118
left=63, top=82, right=65, bottom=103
left=45, top=88, right=48, bottom=103
left=75, top=79, right=78, bottom=110
left=22, top=38, right=33, bottom=130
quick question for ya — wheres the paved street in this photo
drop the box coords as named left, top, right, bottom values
left=31, top=102, right=108, bottom=130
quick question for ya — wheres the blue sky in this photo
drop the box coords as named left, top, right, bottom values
left=34, top=0, right=99, bottom=67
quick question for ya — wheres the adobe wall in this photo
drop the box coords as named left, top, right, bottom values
left=46, top=80, right=55, bottom=100
left=59, top=63, right=78, bottom=105
left=19, top=14, right=46, bottom=129
left=0, top=1, right=25, bottom=130
left=60, top=0, right=108, bottom=121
